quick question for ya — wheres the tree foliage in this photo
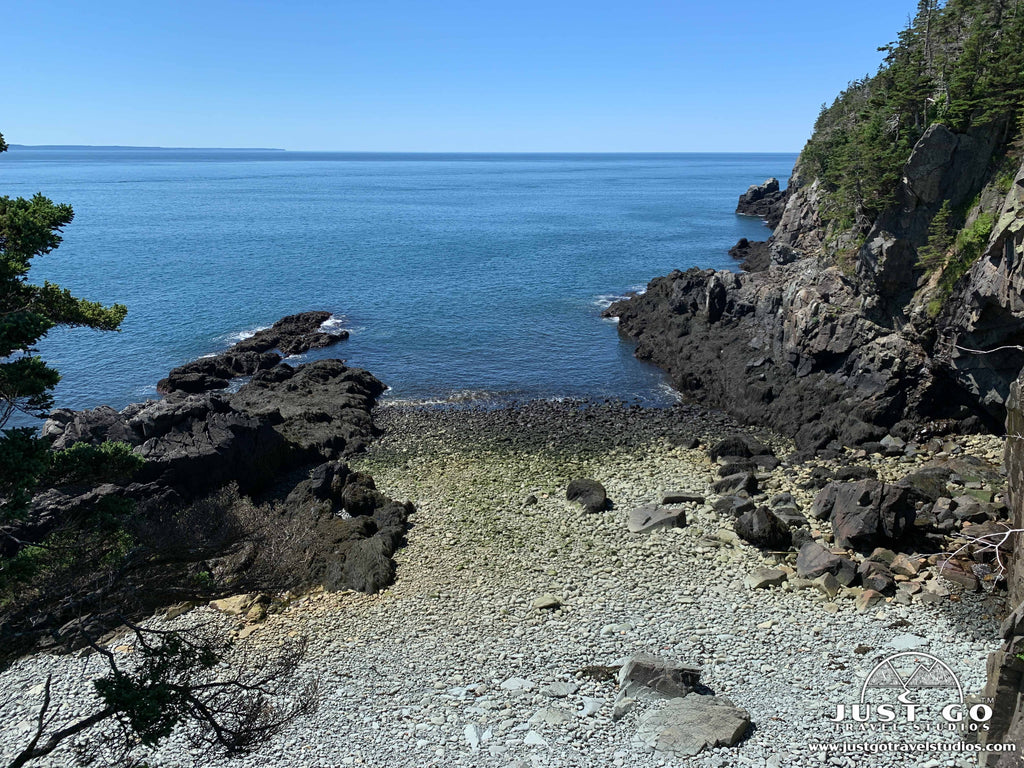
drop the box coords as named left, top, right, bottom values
left=4, top=621, right=317, bottom=768
left=0, top=132, right=129, bottom=522
left=802, top=0, right=1024, bottom=229
left=916, top=199, right=955, bottom=270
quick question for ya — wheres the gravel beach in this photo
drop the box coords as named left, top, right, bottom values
left=0, top=401, right=1008, bottom=768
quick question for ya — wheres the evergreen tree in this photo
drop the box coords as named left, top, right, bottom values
left=916, top=199, right=954, bottom=269
left=802, top=0, right=1024, bottom=239
left=0, top=133, right=128, bottom=521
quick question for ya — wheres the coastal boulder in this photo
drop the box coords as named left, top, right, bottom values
left=338, top=535, right=397, bottom=594
left=567, top=479, right=608, bottom=513
left=858, top=560, right=897, bottom=593
left=628, top=505, right=687, bottom=534
left=734, top=507, right=792, bottom=550
left=709, top=435, right=772, bottom=461
left=796, top=542, right=843, bottom=579
left=814, top=480, right=918, bottom=551
left=712, top=472, right=758, bottom=496
left=634, top=696, right=750, bottom=757
left=618, top=653, right=701, bottom=700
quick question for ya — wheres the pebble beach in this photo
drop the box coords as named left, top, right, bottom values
left=0, top=401, right=1009, bottom=768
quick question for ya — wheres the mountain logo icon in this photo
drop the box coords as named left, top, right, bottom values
left=860, top=651, right=963, bottom=706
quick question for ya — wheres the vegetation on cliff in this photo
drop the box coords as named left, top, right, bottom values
left=0, top=132, right=133, bottom=522
left=802, top=0, right=1024, bottom=231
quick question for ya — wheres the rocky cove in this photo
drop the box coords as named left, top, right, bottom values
left=2, top=170, right=1024, bottom=768
left=4, top=13, right=1024, bottom=765
left=0, top=317, right=1018, bottom=766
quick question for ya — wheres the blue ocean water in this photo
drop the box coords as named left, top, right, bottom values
left=3, top=149, right=796, bottom=415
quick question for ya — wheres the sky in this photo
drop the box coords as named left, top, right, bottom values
left=3, top=0, right=921, bottom=152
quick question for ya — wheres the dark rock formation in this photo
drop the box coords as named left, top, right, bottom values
left=728, top=238, right=771, bottom=273
left=940, top=162, right=1024, bottom=426
left=46, top=358, right=383, bottom=499
left=858, top=560, right=896, bottom=593
left=812, top=480, right=918, bottom=552
left=36, top=313, right=407, bottom=597
left=731, top=178, right=789, bottom=273
left=157, top=311, right=347, bottom=395
left=567, top=478, right=609, bottom=513
left=607, top=126, right=1024, bottom=447
left=736, top=178, right=788, bottom=229
left=795, top=542, right=843, bottom=579
left=712, top=472, right=758, bottom=496
left=605, top=265, right=958, bottom=449
left=979, top=368, right=1024, bottom=761
left=734, top=506, right=791, bottom=550
left=708, top=435, right=771, bottom=461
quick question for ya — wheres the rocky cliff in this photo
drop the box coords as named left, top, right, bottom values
left=609, top=0, right=1024, bottom=451
left=980, top=371, right=1024, bottom=765
left=608, top=129, right=1024, bottom=452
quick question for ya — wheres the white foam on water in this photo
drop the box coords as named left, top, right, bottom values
left=593, top=293, right=631, bottom=309
left=593, top=285, right=647, bottom=309
left=226, top=376, right=252, bottom=393
left=658, top=382, right=684, bottom=402
left=379, top=388, right=522, bottom=408
left=223, top=325, right=270, bottom=345
left=318, top=315, right=346, bottom=333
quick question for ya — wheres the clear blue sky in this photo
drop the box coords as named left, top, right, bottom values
left=4, top=0, right=920, bottom=152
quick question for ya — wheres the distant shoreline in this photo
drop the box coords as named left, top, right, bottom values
left=8, top=145, right=798, bottom=155
left=10, top=144, right=287, bottom=151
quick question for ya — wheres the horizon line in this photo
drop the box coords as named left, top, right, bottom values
left=10, top=143, right=801, bottom=154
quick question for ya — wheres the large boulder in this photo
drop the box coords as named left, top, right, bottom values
left=712, top=473, right=758, bottom=495
left=709, top=434, right=771, bottom=461
left=618, top=654, right=701, bottom=700
left=813, top=480, right=918, bottom=551
left=796, top=542, right=844, bottom=579
left=734, top=507, right=791, bottom=550
left=634, top=695, right=750, bottom=757
left=567, top=479, right=608, bottom=513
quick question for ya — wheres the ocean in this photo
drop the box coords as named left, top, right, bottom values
left=3, top=149, right=796, bottom=416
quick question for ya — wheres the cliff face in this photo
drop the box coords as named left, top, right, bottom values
left=609, top=124, right=1024, bottom=450
left=979, top=372, right=1024, bottom=764
left=942, top=163, right=1024, bottom=420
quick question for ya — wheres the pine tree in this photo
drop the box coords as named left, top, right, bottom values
left=916, top=199, right=954, bottom=270
left=0, top=133, right=128, bottom=521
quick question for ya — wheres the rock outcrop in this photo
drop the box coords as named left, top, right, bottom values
left=156, top=311, right=347, bottom=394
left=607, top=127, right=1024, bottom=450
left=46, top=357, right=382, bottom=499
left=940, top=163, right=1024, bottom=424
left=16, top=313, right=411, bottom=628
left=736, top=177, right=788, bottom=229
left=979, top=368, right=1024, bottom=763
